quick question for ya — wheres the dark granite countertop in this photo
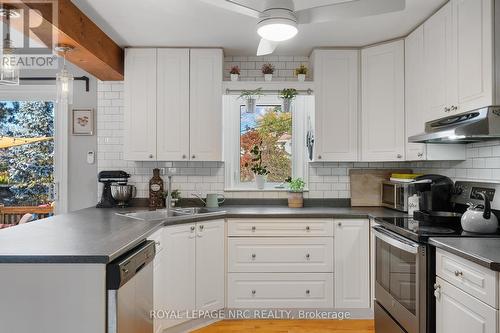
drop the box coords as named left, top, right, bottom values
left=0, top=205, right=408, bottom=264
left=430, top=237, right=500, bottom=271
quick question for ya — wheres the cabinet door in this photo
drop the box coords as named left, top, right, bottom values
left=361, top=40, right=405, bottom=161
left=424, top=2, right=457, bottom=120
left=148, top=229, right=165, bottom=333
left=189, top=49, right=223, bottom=161
left=124, top=48, right=157, bottom=161
left=313, top=50, right=359, bottom=161
left=334, top=219, right=370, bottom=308
left=196, top=220, right=225, bottom=311
left=156, top=49, right=190, bottom=161
left=435, top=277, right=496, bottom=333
left=163, top=224, right=196, bottom=328
left=405, top=26, right=427, bottom=161
left=455, top=0, right=493, bottom=112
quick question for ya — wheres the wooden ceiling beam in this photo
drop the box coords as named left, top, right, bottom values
left=4, top=0, right=124, bottom=80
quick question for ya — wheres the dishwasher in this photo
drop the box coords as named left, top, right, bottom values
left=107, top=240, right=156, bottom=333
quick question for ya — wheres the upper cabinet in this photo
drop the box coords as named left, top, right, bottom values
left=124, top=48, right=223, bottom=161
left=361, top=40, right=405, bottom=162
left=312, top=49, right=359, bottom=162
left=424, top=0, right=493, bottom=121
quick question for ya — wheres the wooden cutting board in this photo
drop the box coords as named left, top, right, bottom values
left=350, top=169, right=412, bottom=207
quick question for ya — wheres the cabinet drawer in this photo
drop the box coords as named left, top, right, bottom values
left=228, top=237, right=333, bottom=273
left=227, top=273, right=334, bottom=308
left=227, top=218, right=334, bottom=237
left=436, top=249, right=498, bottom=308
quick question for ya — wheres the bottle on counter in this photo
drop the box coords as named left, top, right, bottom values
left=149, top=168, right=165, bottom=209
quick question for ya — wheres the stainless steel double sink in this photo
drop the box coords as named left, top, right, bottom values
left=117, top=207, right=221, bottom=221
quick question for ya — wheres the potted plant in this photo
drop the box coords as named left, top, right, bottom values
left=163, top=189, right=181, bottom=208
left=279, top=88, right=298, bottom=113
left=286, top=177, right=306, bottom=208
left=229, top=65, right=240, bottom=81
left=261, top=63, right=275, bottom=81
left=295, top=64, right=308, bottom=81
left=239, top=88, right=263, bottom=114
left=245, top=143, right=269, bottom=189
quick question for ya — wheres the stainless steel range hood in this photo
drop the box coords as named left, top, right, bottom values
left=408, top=106, right=500, bottom=143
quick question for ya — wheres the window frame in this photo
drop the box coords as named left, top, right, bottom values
left=223, top=94, right=311, bottom=191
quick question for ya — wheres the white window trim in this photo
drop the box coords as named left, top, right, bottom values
left=0, top=84, right=69, bottom=214
left=223, top=94, right=311, bottom=191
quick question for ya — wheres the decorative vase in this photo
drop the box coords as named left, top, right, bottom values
left=230, top=74, right=239, bottom=81
left=264, top=74, right=273, bottom=82
left=245, top=98, right=256, bottom=114
left=255, top=174, right=266, bottom=189
left=288, top=191, right=304, bottom=208
left=282, top=98, right=292, bottom=113
left=297, top=74, right=306, bottom=82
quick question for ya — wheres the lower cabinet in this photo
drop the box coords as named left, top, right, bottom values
left=159, top=219, right=225, bottom=330
left=334, top=219, right=370, bottom=308
left=435, top=277, right=496, bottom=333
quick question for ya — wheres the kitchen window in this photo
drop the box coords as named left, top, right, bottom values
left=223, top=94, right=313, bottom=190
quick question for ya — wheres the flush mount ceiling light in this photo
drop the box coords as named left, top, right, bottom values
left=200, top=0, right=406, bottom=55
left=55, top=44, right=75, bottom=105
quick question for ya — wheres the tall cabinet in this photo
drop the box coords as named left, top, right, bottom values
left=124, top=48, right=223, bottom=161
left=311, top=49, right=359, bottom=161
left=361, top=40, right=405, bottom=161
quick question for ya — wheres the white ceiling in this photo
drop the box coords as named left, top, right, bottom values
left=71, top=0, right=447, bottom=56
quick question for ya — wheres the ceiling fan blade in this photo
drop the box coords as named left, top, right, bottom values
left=198, top=0, right=261, bottom=18
left=257, top=38, right=278, bottom=56
left=296, top=0, right=406, bottom=24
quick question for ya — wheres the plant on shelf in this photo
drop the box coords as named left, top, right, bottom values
left=245, top=142, right=269, bottom=189
left=238, top=88, right=263, bottom=114
left=162, top=189, right=181, bottom=207
left=261, top=63, right=275, bottom=81
left=229, top=65, right=240, bottom=81
left=279, top=88, right=298, bottom=112
left=286, top=177, right=306, bottom=208
left=294, top=64, right=308, bottom=81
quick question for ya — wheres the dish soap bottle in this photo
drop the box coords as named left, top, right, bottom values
left=149, top=168, right=165, bottom=209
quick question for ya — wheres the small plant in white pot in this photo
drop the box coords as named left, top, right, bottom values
left=279, top=88, right=298, bottom=113
left=238, top=88, right=263, bottom=114
left=261, top=63, right=275, bottom=81
left=245, top=143, right=269, bottom=190
left=295, top=64, right=308, bottom=81
left=286, top=177, right=306, bottom=208
left=229, top=65, right=240, bottom=81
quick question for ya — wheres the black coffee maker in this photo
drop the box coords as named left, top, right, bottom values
left=97, top=170, right=130, bottom=208
left=412, top=174, right=461, bottom=223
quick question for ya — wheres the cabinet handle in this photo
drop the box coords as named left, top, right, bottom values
left=444, top=107, right=451, bottom=113
left=149, top=154, right=154, bottom=159
left=434, top=283, right=441, bottom=300
left=192, top=155, right=196, bottom=159
left=305, top=253, right=310, bottom=259
left=454, top=270, right=463, bottom=277
left=199, top=225, right=204, bottom=231
left=306, top=289, right=310, bottom=295
left=251, top=226, right=256, bottom=232
left=317, top=155, right=322, bottom=160
left=338, top=222, right=342, bottom=227
left=155, top=241, right=161, bottom=247
left=305, top=226, right=310, bottom=231
left=251, top=290, right=256, bottom=295
left=251, top=254, right=256, bottom=259
left=182, top=154, right=187, bottom=159
left=417, top=152, right=423, bottom=158
left=451, top=105, right=458, bottom=111
left=397, top=154, right=402, bottom=159
left=190, top=225, right=195, bottom=232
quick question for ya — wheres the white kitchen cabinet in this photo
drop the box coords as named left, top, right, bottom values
left=334, top=219, right=370, bottom=308
left=405, top=26, right=466, bottom=161
left=163, top=223, right=196, bottom=328
left=454, top=0, right=493, bottom=112
left=312, top=49, right=359, bottom=161
left=189, top=49, right=223, bottom=161
left=156, top=49, right=190, bottom=161
left=124, top=48, right=223, bottom=161
left=361, top=40, right=405, bottom=161
left=148, top=229, right=166, bottom=333
left=195, top=219, right=225, bottom=311
left=124, top=48, right=157, bottom=161
left=435, top=277, right=496, bottom=333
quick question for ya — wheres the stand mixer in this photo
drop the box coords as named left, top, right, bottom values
left=97, top=171, right=133, bottom=208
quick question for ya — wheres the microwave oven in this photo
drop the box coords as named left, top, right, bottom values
left=381, top=181, right=412, bottom=212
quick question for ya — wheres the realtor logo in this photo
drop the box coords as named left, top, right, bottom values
left=0, top=0, right=58, bottom=78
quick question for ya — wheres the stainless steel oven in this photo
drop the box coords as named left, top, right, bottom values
left=381, top=181, right=412, bottom=212
left=373, top=226, right=428, bottom=333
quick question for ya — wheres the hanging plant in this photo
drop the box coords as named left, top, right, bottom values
left=238, top=88, right=263, bottom=114
left=279, top=88, right=298, bottom=112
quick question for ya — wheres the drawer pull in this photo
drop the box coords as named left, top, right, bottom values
left=190, top=226, right=195, bottom=232
left=251, top=254, right=256, bottom=259
left=251, top=226, right=256, bottom=232
left=306, top=289, right=310, bottom=295
left=305, top=253, right=310, bottom=259
left=434, top=283, right=441, bottom=300
left=251, top=290, right=256, bottom=295
left=454, top=270, right=463, bottom=277
left=306, top=226, right=310, bottom=231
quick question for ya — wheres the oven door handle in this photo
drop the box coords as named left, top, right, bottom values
left=372, top=226, right=420, bottom=254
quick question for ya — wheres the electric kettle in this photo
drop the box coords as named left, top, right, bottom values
left=461, top=192, right=499, bottom=234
